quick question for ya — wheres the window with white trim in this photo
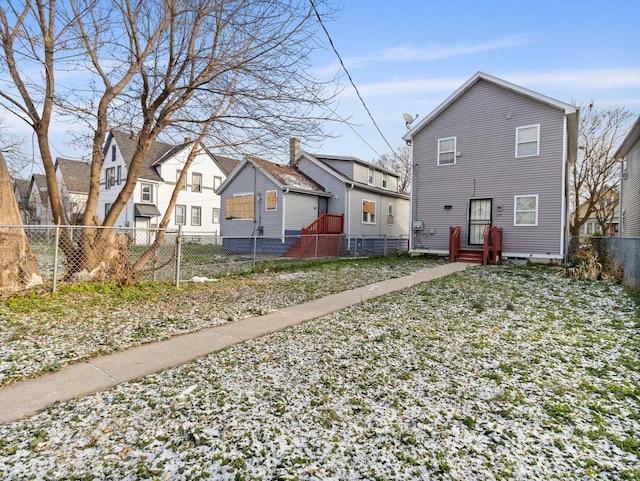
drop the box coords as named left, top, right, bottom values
left=177, top=170, right=186, bottom=190
left=212, top=207, right=220, bottom=223
left=191, top=206, right=201, bottom=226
left=382, top=172, right=389, bottom=189
left=514, top=195, right=538, bottom=226
left=516, top=124, right=540, bottom=157
left=387, top=203, right=394, bottom=225
left=368, top=168, right=375, bottom=185
left=362, top=199, right=376, bottom=224
left=214, top=176, right=222, bottom=190
left=438, top=137, right=456, bottom=165
left=192, top=172, right=202, bottom=192
left=175, top=205, right=186, bottom=225
left=141, top=183, right=153, bottom=203
left=265, top=190, right=277, bottom=211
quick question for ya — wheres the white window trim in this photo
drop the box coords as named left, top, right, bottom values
left=362, top=199, right=377, bottom=225
left=212, top=207, right=220, bottom=224
left=213, top=176, right=222, bottom=191
left=515, top=124, right=540, bottom=158
left=514, top=194, right=539, bottom=226
left=387, top=203, right=394, bottom=225
left=382, top=172, right=389, bottom=189
left=265, top=189, right=278, bottom=211
left=177, top=170, right=186, bottom=191
left=437, top=136, right=457, bottom=166
left=368, top=167, right=375, bottom=186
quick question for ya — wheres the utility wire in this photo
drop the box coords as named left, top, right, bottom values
left=310, top=0, right=398, bottom=159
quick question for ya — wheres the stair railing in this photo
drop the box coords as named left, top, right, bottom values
left=449, top=226, right=461, bottom=262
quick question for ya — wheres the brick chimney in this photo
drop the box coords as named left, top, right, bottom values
left=289, top=138, right=300, bottom=166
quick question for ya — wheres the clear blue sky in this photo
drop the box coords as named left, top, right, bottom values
left=308, top=0, right=640, bottom=163
left=9, top=0, right=640, bottom=171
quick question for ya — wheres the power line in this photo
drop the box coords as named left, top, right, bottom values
left=310, top=0, right=398, bottom=159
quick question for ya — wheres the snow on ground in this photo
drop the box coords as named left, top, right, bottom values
left=0, top=257, right=440, bottom=387
left=0, top=265, right=638, bottom=480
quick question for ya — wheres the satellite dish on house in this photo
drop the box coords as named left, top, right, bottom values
left=403, top=113, right=418, bottom=129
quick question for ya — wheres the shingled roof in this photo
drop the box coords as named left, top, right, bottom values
left=248, top=156, right=326, bottom=193
left=56, top=158, right=91, bottom=194
left=107, top=131, right=171, bottom=182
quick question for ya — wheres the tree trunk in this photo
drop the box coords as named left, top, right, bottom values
left=0, top=151, right=42, bottom=292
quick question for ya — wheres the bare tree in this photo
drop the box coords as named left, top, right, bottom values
left=0, top=0, right=337, bottom=283
left=594, top=186, right=619, bottom=236
left=570, top=102, right=633, bottom=236
left=374, top=144, right=412, bottom=192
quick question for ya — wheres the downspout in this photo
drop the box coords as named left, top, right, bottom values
left=560, top=115, right=568, bottom=261
left=282, top=187, right=289, bottom=242
left=346, top=182, right=354, bottom=250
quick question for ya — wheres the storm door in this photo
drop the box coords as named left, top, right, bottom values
left=468, top=199, right=492, bottom=245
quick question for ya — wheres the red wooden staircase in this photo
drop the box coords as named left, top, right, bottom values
left=449, top=226, right=503, bottom=265
left=284, top=214, right=345, bottom=258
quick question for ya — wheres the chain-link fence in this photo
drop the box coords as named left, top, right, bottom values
left=1, top=225, right=409, bottom=293
left=568, top=236, right=640, bottom=289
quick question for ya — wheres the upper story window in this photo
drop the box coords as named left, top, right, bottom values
left=438, top=137, right=456, bottom=165
left=516, top=124, right=540, bottom=158
left=116, top=165, right=122, bottom=185
left=111, top=145, right=116, bottom=162
left=368, top=168, right=375, bottom=185
left=214, top=176, right=222, bottom=191
left=141, top=183, right=153, bottom=203
left=382, top=172, right=389, bottom=189
left=105, top=167, right=116, bottom=189
left=514, top=194, right=538, bottom=226
left=177, top=170, right=186, bottom=190
left=192, top=172, right=202, bottom=192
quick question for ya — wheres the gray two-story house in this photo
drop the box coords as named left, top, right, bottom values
left=403, top=71, right=578, bottom=262
left=616, top=115, right=640, bottom=237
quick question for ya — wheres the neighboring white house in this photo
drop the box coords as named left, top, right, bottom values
left=99, top=130, right=238, bottom=244
left=55, top=158, right=91, bottom=225
left=27, top=174, right=54, bottom=225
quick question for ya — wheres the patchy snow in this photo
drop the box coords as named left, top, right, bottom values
left=277, top=172, right=321, bottom=191
left=0, top=266, right=638, bottom=479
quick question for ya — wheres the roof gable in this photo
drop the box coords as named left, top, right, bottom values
left=56, top=158, right=91, bottom=194
left=403, top=71, right=577, bottom=141
left=615, top=115, right=640, bottom=159
left=107, top=130, right=171, bottom=182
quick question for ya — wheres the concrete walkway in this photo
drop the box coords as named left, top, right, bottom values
left=0, top=262, right=471, bottom=424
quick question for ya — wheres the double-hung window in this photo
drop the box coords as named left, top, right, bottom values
left=191, top=206, right=202, bottom=226
left=516, top=125, right=540, bottom=157
left=175, top=205, right=186, bottom=225
left=212, top=207, right=220, bottom=223
left=141, top=183, right=153, bottom=203
left=177, top=170, right=186, bottom=190
left=192, top=173, right=202, bottom=192
left=368, top=168, right=375, bottom=185
left=362, top=199, right=376, bottom=224
left=214, top=176, right=222, bottom=191
left=514, top=195, right=538, bottom=226
left=105, top=167, right=116, bottom=189
left=382, top=172, right=389, bottom=189
left=438, top=137, right=456, bottom=165
left=387, top=203, right=394, bottom=225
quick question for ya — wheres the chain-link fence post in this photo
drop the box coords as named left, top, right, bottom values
left=52, top=224, right=60, bottom=294
left=174, top=225, right=182, bottom=287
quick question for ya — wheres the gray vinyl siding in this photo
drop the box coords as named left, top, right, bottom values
left=412, top=79, right=567, bottom=257
left=220, top=165, right=283, bottom=237
left=284, top=192, right=321, bottom=231
left=297, top=158, right=347, bottom=214
left=621, top=140, right=640, bottom=236
left=348, top=188, right=410, bottom=237
left=318, top=158, right=355, bottom=179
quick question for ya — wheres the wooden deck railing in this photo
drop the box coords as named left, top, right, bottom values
left=482, top=226, right=503, bottom=265
left=302, top=213, right=344, bottom=235
left=449, top=226, right=461, bottom=262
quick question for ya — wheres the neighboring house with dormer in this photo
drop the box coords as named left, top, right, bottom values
left=403, top=71, right=578, bottom=262
left=99, top=130, right=238, bottom=244
left=218, top=139, right=410, bottom=256
left=27, top=174, right=54, bottom=225
left=55, top=158, right=91, bottom=225
left=616, top=115, right=640, bottom=237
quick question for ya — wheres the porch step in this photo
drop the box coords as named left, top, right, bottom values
left=456, top=249, right=483, bottom=264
